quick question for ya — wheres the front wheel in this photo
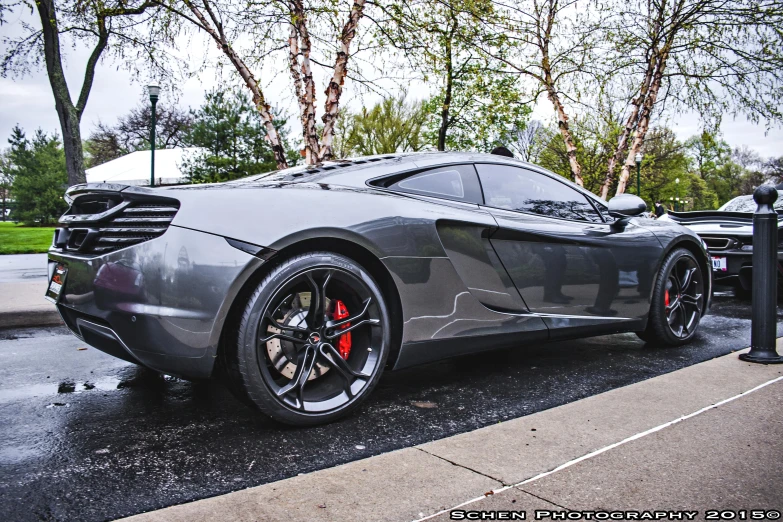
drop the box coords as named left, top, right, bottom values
left=637, top=248, right=705, bottom=346
left=223, top=252, right=391, bottom=426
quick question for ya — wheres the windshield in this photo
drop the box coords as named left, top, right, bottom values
left=719, top=192, right=783, bottom=212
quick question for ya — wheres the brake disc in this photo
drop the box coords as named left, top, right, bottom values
left=266, top=292, right=331, bottom=380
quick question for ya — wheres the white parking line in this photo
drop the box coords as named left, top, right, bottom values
left=413, top=375, right=783, bottom=521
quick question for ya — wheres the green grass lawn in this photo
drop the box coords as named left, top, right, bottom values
left=0, top=222, right=55, bottom=255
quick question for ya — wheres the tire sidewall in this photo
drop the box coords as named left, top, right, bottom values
left=648, top=247, right=704, bottom=346
left=236, top=252, right=391, bottom=425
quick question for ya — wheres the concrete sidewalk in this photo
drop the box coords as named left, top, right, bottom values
left=123, top=343, right=783, bottom=522
left=0, top=254, right=61, bottom=328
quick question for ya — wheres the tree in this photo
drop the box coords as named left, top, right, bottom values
left=378, top=0, right=530, bottom=153
left=682, top=131, right=764, bottom=205
left=764, top=157, right=783, bottom=185
left=180, top=88, right=295, bottom=183
left=684, top=132, right=731, bottom=181
left=604, top=0, right=783, bottom=196
left=158, top=0, right=369, bottom=167
left=339, top=93, right=428, bottom=156
left=7, top=126, right=68, bottom=224
left=634, top=127, right=714, bottom=209
left=1, top=0, right=164, bottom=186
left=85, top=104, right=193, bottom=167
left=471, top=0, right=605, bottom=186
left=534, top=115, right=618, bottom=194
left=285, top=0, right=369, bottom=163
left=505, top=120, right=547, bottom=162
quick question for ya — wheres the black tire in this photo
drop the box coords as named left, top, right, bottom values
left=223, top=251, right=391, bottom=426
left=734, top=284, right=752, bottom=300
left=638, top=248, right=705, bottom=346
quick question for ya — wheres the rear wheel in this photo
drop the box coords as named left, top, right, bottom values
left=224, top=252, right=391, bottom=426
left=637, top=248, right=705, bottom=346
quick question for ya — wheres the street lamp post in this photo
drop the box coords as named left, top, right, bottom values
left=635, top=152, right=642, bottom=198
left=674, top=177, right=680, bottom=212
left=147, top=85, right=161, bottom=187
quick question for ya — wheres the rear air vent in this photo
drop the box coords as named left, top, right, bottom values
left=57, top=195, right=179, bottom=255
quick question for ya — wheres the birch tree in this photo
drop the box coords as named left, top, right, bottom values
left=157, top=0, right=290, bottom=168
left=602, top=0, right=783, bottom=197
left=472, top=0, right=605, bottom=186
left=286, top=0, right=368, bottom=163
left=160, top=0, right=370, bottom=166
left=1, top=0, right=165, bottom=186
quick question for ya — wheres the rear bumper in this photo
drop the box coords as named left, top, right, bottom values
left=48, top=225, right=264, bottom=379
left=709, top=250, right=783, bottom=288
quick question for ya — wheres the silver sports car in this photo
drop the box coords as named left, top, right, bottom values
left=47, top=152, right=711, bottom=425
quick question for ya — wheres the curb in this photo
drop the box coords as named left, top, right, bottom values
left=0, top=309, right=63, bottom=329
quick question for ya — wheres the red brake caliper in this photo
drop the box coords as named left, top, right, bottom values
left=332, top=300, right=351, bottom=360
left=665, top=289, right=670, bottom=307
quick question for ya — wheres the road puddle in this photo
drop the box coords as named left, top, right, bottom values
left=0, top=376, right=122, bottom=404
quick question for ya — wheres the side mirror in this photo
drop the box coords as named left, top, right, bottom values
left=608, top=194, right=647, bottom=218
left=607, top=194, right=646, bottom=228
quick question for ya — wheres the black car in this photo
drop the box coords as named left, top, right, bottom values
left=662, top=191, right=783, bottom=296
left=47, top=152, right=711, bottom=425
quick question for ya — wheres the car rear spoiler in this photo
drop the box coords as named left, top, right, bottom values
left=668, top=210, right=783, bottom=226
left=64, top=183, right=160, bottom=204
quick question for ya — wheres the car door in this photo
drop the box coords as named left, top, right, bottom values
left=475, top=163, right=661, bottom=331
left=387, top=163, right=530, bottom=313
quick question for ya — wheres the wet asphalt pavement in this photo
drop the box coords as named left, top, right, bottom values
left=0, top=292, right=781, bottom=522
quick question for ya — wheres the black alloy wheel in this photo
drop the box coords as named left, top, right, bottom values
left=223, top=252, right=391, bottom=426
left=662, top=256, right=703, bottom=338
left=637, top=248, right=705, bottom=346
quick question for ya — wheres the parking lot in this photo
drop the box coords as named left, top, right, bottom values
left=0, top=292, right=781, bottom=521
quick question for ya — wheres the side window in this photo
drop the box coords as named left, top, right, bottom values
left=476, top=163, right=603, bottom=223
left=389, top=164, right=483, bottom=204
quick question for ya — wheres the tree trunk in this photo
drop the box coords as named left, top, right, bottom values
left=297, top=12, right=319, bottom=165
left=545, top=83, right=583, bottom=186
left=599, top=52, right=660, bottom=200
left=615, top=50, right=669, bottom=196
left=537, top=3, right=582, bottom=186
left=288, top=24, right=308, bottom=159
left=37, top=0, right=86, bottom=186
left=600, top=88, right=645, bottom=199
left=285, top=1, right=319, bottom=164
left=319, top=0, right=366, bottom=161
left=185, top=0, right=288, bottom=169
left=437, top=33, right=454, bottom=152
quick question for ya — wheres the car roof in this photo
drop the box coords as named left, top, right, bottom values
left=168, top=151, right=605, bottom=207
left=235, top=151, right=589, bottom=193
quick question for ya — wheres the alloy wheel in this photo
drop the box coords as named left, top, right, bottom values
left=663, top=256, right=703, bottom=339
left=256, top=267, right=383, bottom=413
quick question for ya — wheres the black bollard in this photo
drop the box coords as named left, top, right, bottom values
left=739, top=185, right=783, bottom=364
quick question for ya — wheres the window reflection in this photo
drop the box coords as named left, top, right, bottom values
left=476, top=164, right=602, bottom=223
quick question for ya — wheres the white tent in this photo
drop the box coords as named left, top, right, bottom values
left=85, top=148, right=204, bottom=186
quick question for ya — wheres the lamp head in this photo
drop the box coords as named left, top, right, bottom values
left=634, top=152, right=642, bottom=165
left=147, top=84, right=161, bottom=102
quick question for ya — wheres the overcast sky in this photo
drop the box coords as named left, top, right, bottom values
left=1, top=14, right=782, bottom=159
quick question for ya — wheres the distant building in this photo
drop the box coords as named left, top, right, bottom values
left=85, top=148, right=204, bottom=186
